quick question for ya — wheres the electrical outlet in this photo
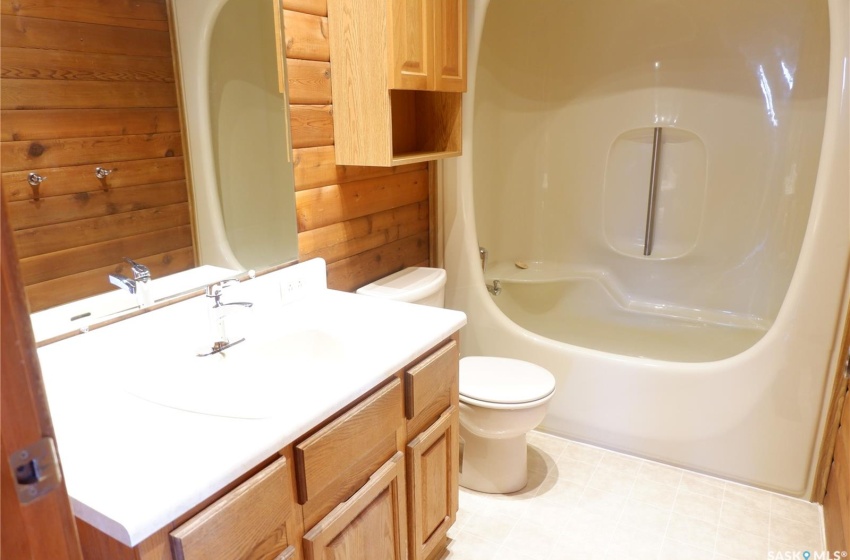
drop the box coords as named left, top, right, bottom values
left=279, top=276, right=306, bottom=304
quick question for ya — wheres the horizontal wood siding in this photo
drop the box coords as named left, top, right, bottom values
left=0, top=0, right=194, bottom=312
left=284, top=0, right=431, bottom=290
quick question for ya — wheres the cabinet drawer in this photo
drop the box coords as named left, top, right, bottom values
left=405, top=339, right=458, bottom=437
left=295, top=377, right=403, bottom=526
left=170, top=457, right=297, bottom=560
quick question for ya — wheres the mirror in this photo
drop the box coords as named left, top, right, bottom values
left=25, top=0, right=299, bottom=342
left=175, top=0, right=298, bottom=271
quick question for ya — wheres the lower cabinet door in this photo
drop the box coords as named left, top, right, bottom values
left=303, top=452, right=408, bottom=560
left=407, top=407, right=458, bottom=560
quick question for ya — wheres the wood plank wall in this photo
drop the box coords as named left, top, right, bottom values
left=0, top=0, right=194, bottom=312
left=283, top=0, right=432, bottom=292
left=0, top=0, right=432, bottom=312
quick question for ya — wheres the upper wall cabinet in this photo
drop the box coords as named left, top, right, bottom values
left=326, top=0, right=467, bottom=166
left=388, top=0, right=466, bottom=93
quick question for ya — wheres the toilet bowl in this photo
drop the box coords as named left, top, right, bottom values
left=356, top=267, right=557, bottom=494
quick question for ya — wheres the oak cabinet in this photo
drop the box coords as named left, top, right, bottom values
left=404, top=340, right=460, bottom=560
left=170, top=457, right=300, bottom=560
left=407, top=408, right=459, bottom=560
left=326, top=0, right=466, bottom=166
left=76, top=336, right=460, bottom=560
left=302, top=453, right=408, bottom=560
left=388, top=0, right=467, bottom=93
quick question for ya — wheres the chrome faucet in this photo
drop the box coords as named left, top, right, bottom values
left=200, top=279, right=253, bottom=356
left=108, top=258, right=153, bottom=308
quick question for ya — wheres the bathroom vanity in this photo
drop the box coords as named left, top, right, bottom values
left=36, top=260, right=465, bottom=560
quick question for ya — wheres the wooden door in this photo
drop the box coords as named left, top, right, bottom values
left=406, top=407, right=458, bottom=560
left=433, top=0, right=466, bottom=92
left=303, top=453, right=407, bottom=560
left=388, top=0, right=433, bottom=90
left=1, top=198, right=84, bottom=559
left=824, top=387, right=850, bottom=550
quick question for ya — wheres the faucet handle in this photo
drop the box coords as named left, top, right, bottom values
left=205, top=278, right=240, bottom=300
left=123, top=258, right=150, bottom=282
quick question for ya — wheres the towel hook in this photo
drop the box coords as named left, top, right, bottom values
left=27, top=172, right=46, bottom=201
left=95, top=167, right=114, bottom=180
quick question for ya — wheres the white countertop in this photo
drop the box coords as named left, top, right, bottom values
left=37, top=264, right=466, bottom=547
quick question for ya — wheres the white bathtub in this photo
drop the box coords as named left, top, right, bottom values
left=443, top=0, right=850, bottom=496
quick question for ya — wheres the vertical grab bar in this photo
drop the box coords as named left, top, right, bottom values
left=643, top=127, right=662, bottom=256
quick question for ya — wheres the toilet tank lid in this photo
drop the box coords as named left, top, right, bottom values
left=460, top=357, right=556, bottom=404
left=356, top=267, right=446, bottom=303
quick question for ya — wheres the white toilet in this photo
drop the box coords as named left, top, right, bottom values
left=357, top=267, right=556, bottom=494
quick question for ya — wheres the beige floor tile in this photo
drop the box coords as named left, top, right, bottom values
left=587, top=463, right=637, bottom=496
left=555, top=456, right=599, bottom=486
left=715, top=524, right=769, bottom=560
left=443, top=533, right=503, bottom=560
left=724, top=482, right=773, bottom=513
left=561, top=441, right=605, bottom=465
left=535, top=477, right=584, bottom=507
left=638, top=460, right=684, bottom=488
left=680, top=471, right=726, bottom=500
left=527, top=449, right=559, bottom=478
left=770, top=493, right=822, bottom=528
left=578, top=486, right=628, bottom=517
left=521, top=496, right=576, bottom=530
left=528, top=430, right=570, bottom=458
left=720, top=500, right=770, bottom=538
left=631, top=477, right=678, bottom=510
left=659, top=537, right=715, bottom=560
left=666, top=512, right=719, bottom=552
left=618, top=499, right=672, bottom=538
left=597, top=451, right=644, bottom=477
left=770, top=513, right=825, bottom=549
left=458, top=510, right=518, bottom=545
left=448, top=433, right=826, bottom=560
left=770, top=537, right=824, bottom=558
left=500, top=517, right=561, bottom=559
left=674, top=488, right=724, bottom=525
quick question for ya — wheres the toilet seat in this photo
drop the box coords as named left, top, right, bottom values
left=459, top=356, right=556, bottom=408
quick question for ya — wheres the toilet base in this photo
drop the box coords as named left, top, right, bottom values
left=459, top=424, right=528, bottom=494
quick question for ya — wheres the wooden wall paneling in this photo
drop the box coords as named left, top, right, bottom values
left=2, top=80, right=178, bottom=110
left=1, top=46, right=175, bottom=82
left=292, top=145, right=426, bottom=192
left=19, top=224, right=193, bottom=285
left=295, top=169, right=429, bottom=232
left=2, top=157, right=186, bottom=201
left=8, top=181, right=189, bottom=230
left=0, top=108, right=181, bottom=142
left=25, top=246, right=195, bottom=312
left=289, top=105, right=334, bottom=149
left=14, top=203, right=191, bottom=259
left=285, top=1, right=434, bottom=290
left=326, top=231, right=430, bottom=292
left=282, top=10, right=330, bottom=61
left=1, top=0, right=195, bottom=310
left=1, top=133, right=183, bottom=172
left=285, top=59, right=332, bottom=104
left=0, top=0, right=170, bottom=31
left=281, top=0, right=327, bottom=17
left=299, top=201, right=429, bottom=263
left=1, top=16, right=172, bottom=56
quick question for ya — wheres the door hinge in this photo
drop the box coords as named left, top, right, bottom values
left=8, top=437, right=62, bottom=504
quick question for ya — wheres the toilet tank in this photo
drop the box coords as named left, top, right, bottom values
left=356, top=267, right=446, bottom=308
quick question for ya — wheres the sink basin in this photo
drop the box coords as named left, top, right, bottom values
left=123, top=326, right=352, bottom=419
